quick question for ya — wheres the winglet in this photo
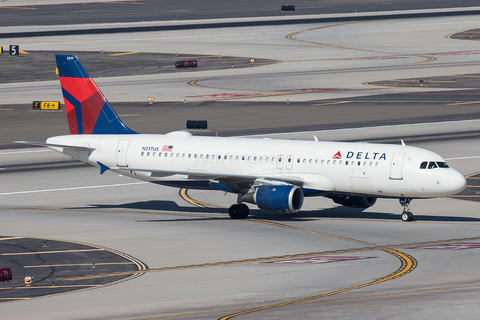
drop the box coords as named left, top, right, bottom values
left=97, top=161, right=110, bottom=175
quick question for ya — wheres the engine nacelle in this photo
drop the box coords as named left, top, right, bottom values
left=330, top=196, right=377, bottom=208
left=244, top=185, right=304, bottom=213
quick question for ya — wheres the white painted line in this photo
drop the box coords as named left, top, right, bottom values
left=0, top=149, right=52, bottom=155
left=446, top=156, right=480, bottom=160
left=241, top=119, right=480, bottom=138
left=0, top=182, right=149, bottom=196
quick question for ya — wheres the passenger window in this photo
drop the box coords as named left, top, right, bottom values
left=147, top=152, right=150, bottom=156
left=437, top=162, right=449, bottom=168
left=420, top=161, right=428, bottom=169
left=152, top=152, right=156, bottom=157
left=224, top=155, right=227, bottom=160
left=141, top=152, right=144, bottom=156
left=333, top=160, right=336, bottom=165
left=428, top=161, right=438, bottom=169
left=309, top=159, right=312, bottom=164
left=345, top=161, right=348, bottom=165
left=288, top=158, right=291, bottom=163
left=218, top=155, right=221, bottom=160
left=297, top=158, right=300, bottom=163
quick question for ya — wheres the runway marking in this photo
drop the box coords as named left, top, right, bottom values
left=219, top=248, right=416, bottom=319
left=109, top=52, right=139, bottom=56
left=0, top=236, right=148, bottom=303
left=0, top=236, right=24, bottom=241
left=0, top=6, right=37, bottom=10
left=445, top=155, right=480, bottom=160
left=9, top=285, right=100, bottom=289
left=286, top=22, right=436, bottom=64
left=408, top=243, right=480, bottom=250
left=266, top=256, right=373, bottom=264
left=24, top=262, right=133, bottom=268
left=447, top=101, right=480, bottom=105
left=314, top=101, right=352, bottom=106
left=176, top=190, right=478, bottom=319
left=286, top=283, right=480, bottom=307
left=0, top=182, right=148, bottom=196
left=1, top=249, right=105, bottom=256
left=0, top=149, right=53, bottom=155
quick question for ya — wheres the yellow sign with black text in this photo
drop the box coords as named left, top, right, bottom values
left=32, top=101, right=61, bottom=110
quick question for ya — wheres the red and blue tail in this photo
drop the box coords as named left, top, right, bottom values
left=55, top=55, right=137, bottom=135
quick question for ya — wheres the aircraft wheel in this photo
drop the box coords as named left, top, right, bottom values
left=401, top=211, right=413, bottom=222
left=229, top=204, right=249, bottom=219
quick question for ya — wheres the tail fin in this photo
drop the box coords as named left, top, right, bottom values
left=55, top=55, right=137, bottom=135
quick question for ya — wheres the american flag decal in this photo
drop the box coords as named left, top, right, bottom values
left=162, top=145, right=173, bottom=152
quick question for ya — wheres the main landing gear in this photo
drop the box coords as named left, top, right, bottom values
left=228, top=194, right=250, bottom=219
left=399, top=197, right=413, bottom=222
left=228, top=204, right=249, bottom=219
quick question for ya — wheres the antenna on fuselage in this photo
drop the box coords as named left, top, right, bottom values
left=314, top=135, right=318, bottom=142
left=401, top=139, right=406, bottom=146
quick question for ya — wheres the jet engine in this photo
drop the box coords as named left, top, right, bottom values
left=330, top=195, right=377, bottom=208
left=243, top=185, right=304, bottom=213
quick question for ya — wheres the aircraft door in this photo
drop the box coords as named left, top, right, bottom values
left=276, top=154, right=284, bottom=169
left=116, top=140, right=130, bottom=167
left=286, top=154, right=293, bottom=169
left=390, top=152, right=405, bottom=180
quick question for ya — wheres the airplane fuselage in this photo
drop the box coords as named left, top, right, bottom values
left=47, top=132, right=466, bottom=199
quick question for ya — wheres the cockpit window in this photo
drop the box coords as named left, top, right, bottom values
left=428, top=161, right=438, bottom=169
left=420, top=161, right=428, bottom=169
left=436, top=162, right=449, bottom=168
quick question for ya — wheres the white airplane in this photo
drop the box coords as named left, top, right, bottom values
left=20, top=55, right=467, bottom=221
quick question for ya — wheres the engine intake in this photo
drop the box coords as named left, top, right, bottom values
left=330, top=196, right=377, bottom=208
left=244, top=185, right=304, bottom=213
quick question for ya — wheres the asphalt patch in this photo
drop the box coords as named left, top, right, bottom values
left=0, top=50, right=276, bottom=83
left=0, top=236, right=147, bottom=302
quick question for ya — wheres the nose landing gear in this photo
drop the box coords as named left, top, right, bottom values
left=400, top=197, right=413, bottom=221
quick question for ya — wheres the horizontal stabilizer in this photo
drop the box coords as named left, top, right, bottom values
left=15, top=141, right=95, bottom=151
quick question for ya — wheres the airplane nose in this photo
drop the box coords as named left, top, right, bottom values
left=449, top=171, right=467, bottom=194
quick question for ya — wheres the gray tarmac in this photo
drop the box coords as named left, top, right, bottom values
left=1, top=3, right=480, bottom=320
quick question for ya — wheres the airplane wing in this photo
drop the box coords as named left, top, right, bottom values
left=111, top=165, right=330, bottom=194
